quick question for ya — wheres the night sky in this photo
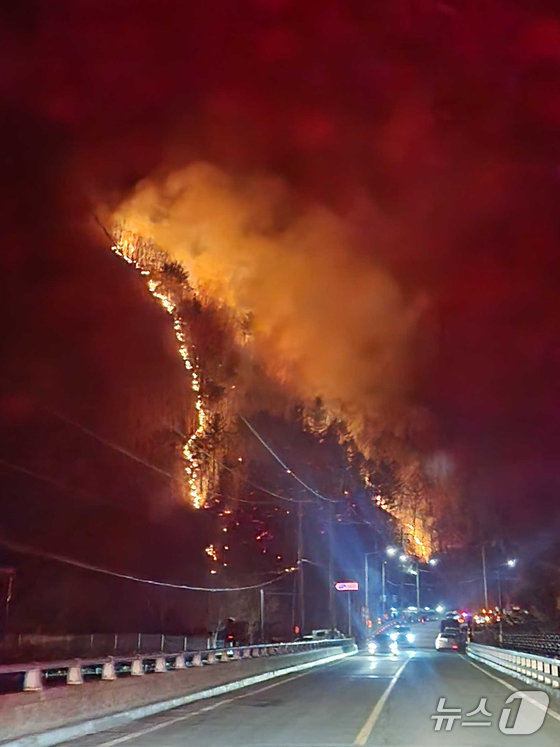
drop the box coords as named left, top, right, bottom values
left=2, top=0, right=560, bottom=548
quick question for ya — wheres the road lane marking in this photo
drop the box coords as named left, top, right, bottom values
left=353, top=655, right=412, bottom=745
left=88, top=656, right=353, bottom=747
left=464, top=656, right=560, bottom=723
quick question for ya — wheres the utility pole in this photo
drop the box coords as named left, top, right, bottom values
left=364, top=547, right=379, bottom=624
left=291, top=570, right=297, bottom=632
left=328, top=501, right=335, bottom=630
left=415, top=561, right=420, bottom=611
left=497, top=568, right=503, bottom=611
left=260, top=588, right=265, bottom=643
left=497, top=568, right=503, bottom=646
left=481, top=545, right=489, bottom=610
left=381, top=561, right=386, bottom=618
left=297, top=500, right=305, bottom=635
left=0, top=569, right=15, bottom=637
left=364, top=555, right=369, bottom=623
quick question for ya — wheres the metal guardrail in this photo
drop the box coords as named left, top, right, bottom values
left=0, top=638, right=351, bottom=693
left=467, top=642, right=560, bottom=690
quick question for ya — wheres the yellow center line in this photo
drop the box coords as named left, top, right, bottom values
left=353, top=655, right=412, bottom=745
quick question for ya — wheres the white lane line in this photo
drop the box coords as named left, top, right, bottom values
left=463, top=656, right=560, bottom=723
left=90, top=656, right=352, bottom=747
left=353, top=655, right=412, bottom=745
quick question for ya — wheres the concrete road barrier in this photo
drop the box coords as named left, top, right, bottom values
left=0, top=641, right=355, bottom=746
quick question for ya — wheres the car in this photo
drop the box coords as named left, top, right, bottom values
left=389, top=625, right=415, bottom=647
left=440, top=616, right=461, bottom=633
left=310, top=628, right=344, bottom=640
left=367, top=633, right=399, bottom=655
left=435, top=627, right=465, bottom=651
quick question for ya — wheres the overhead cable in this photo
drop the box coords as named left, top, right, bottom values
left=0, top=537, right=295, bottom=593
left=239, top=416, right=345, bottom=505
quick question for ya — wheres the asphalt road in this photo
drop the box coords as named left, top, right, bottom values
left=62, top=622, right=560, bottom=747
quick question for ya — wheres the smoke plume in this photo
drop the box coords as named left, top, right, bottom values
left=112, top=163, right=424, bottom=428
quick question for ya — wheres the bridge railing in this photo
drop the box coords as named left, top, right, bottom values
left=0, top=633, right=216, bottom=664
left=467, top=641, right=560, bottom=690
left=0, top=638, right=353, bottom=694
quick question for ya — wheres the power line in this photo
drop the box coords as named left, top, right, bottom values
left=0, top=537, right=296, bottom=593
left=37, top=400, right=381, bottom=529
left=43, top=401, right=351, bottom=511
left=238, top=416, right=390, bottom=535
left=0, top=458, right=137, bottom=516
left=47, top=407, right=174, bottom=479
left=239, top=416, right=345, bottom=505
left=194, top=442, right=311, bottom=505
left=0, top=458, right=88, bottom=498
left=0, top=457, right=274, bottom=517
left=19, top=405, right=382, bottom=532
left=45, top=407, right=309, bottom=508
left=205, top=490, right=291, bottom=508
left=0, top=461, right=301, bottom=588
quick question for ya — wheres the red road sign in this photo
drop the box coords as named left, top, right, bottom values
left=335, top=581, right=359, bottom=591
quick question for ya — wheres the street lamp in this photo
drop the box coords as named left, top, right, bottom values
left=498, top=559, right=519, bottom=645
left=408, top=563, right=420, bottom=611
left=408, top=558, right=440, bottom=613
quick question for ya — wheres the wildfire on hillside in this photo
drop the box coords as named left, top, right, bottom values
left=108, top=218, right=436, bottom=559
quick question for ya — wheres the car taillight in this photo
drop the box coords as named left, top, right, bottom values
left=452, top=644, right=458, bottom=649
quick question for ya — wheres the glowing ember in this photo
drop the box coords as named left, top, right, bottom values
left=205, top=544, right=218, bottom=562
